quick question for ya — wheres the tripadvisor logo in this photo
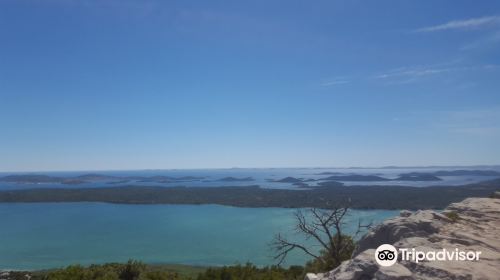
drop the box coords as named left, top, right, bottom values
left=375, top=244, right=398, bottom=266
left=375, top=244, right=482, bottom=266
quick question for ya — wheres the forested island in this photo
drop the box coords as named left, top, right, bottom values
left=0, top=179, right=498, bottom=210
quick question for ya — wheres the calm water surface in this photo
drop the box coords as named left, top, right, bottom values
left=0, top=203, right=398, bottom=270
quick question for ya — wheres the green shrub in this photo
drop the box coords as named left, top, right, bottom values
left=444, top=211, right=460, bottom=223
left=196, top=263, right=303, bottom=280
left=35, top=261, right=180, bottom=280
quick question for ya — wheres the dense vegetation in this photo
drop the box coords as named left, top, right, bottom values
left=4, top=261, right=207, bottom=280
left=197, top=264, right=304, bottom=280
left=2, top=262, right=316, bottom=280
left=3, top=258, right=349, bottom=280
left=0, top=179, right=498, bottom=209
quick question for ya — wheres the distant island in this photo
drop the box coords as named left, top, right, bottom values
left=0, top=174, right=206, bottom=185
left=269, top=177, right=305, bottom=183
left=271, top=173, right=442, bottom=183
left=0, top=178, right=498, bottom=210
left=215, top=177, right=255, bottom=182
left=0, top=175, right=87, bottom=185
left=317, top=174, right=442, bottom=182
left=2, top=169, right=498, bottom=187
left=400, top=170, right=500, bottom=177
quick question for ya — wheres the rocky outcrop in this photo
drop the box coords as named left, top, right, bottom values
left=307, top=197, right=500, bottom=280
left=0, top=271, right=31, bottom=280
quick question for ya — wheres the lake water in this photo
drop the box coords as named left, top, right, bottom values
left=0, top=203, right=399, bottom=270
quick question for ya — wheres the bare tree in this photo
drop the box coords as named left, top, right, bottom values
left=271, top=204, right=371, bottom=269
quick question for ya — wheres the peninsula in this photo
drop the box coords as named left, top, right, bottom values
left=0, top=179, right=498, bottom=210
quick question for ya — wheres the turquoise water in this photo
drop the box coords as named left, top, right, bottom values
left=0, top=203, right=398, bottom=270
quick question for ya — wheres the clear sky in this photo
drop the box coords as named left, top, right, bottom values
left=1, top=0, right=500, bottom=171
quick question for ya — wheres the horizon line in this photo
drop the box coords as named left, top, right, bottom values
left=2, top=164, right=500, bottom=173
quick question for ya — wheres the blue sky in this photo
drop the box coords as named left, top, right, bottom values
left=1, top=0, right=500, bottom=171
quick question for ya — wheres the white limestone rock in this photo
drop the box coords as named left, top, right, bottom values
left=306, top=197, right=500, bottom=280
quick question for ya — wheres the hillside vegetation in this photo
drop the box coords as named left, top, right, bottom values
left=0, top=179, right=498, bottom=210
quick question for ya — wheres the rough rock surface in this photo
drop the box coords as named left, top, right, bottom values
left=306, top=197, right=500, bottom=280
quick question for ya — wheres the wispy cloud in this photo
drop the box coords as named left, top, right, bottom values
left=373, top=65, right=453, bottom=85
left=321, top=77, right=350, bottom=87
left=321, top=62, right=499, bottom=87
left=375, top=67, right=451, bottom=79
left=416, top=15, right=500, bottom=32
left=373, top=63, right=499, bottom=84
